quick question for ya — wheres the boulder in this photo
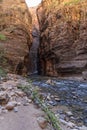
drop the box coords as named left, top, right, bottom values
left=0, top=91, right=9, bottom=105
left=6, top=101, right=17, bottom=110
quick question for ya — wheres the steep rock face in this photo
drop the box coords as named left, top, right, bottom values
left=37, top=0, right=87, bottom=76
left=0, top=0, right=32, bottom=74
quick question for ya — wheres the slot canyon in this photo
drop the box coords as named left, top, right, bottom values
left=0, top=0, right=87, bottom=79
left=0, top=0, right=87, bottom=130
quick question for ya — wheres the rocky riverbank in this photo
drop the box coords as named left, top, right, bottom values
left=0, top=74, right=53, bottom=130
left=30, top=76, right=87, bottom=130
left=0, top=73, right=87, bottom=130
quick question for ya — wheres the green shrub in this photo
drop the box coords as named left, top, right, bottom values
left=18, top=84, right=62, bottom=130
left=64, top=0, right=83, bottom=6
left=0, top=34, right=6, bottom=41
left=0, top=48, right=7, bottom=65
left=0, top=66, right=7, bottom=77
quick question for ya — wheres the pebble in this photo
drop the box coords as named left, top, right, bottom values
left=60, top=119, right=75, bottom=128
left=2, top=109, right=8, bottom=113
left=17, top=102, right=21, bottom=106
left=14, top=107, right=18, bottom=112
left=55, top=97, right=61, bottom=101
left=47, top=95, right=51, bottom=100
left=28, top=99, right=32, bottom=103
left=60, top=119, right=68, bottom=125
left=67, top=122, right=75, bottom=128
left=23, top=102, right=29, bottom=106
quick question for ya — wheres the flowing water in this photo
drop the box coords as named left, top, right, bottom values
left=29, top=76, right=87, bottom=126
left=29, top=28, right=39, bottom=74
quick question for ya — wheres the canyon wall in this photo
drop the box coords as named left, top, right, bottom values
left=37, top=0, right=87, bottom=76
left=0, top=0, right=32, bottom=74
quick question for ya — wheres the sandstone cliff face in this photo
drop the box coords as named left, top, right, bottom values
left=37, top=0, right=87, bottom=76
left=0, top=0, right=32, bottom=74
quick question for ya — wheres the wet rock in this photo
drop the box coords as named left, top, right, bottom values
left=66, top=122, right=75, bottom=128
left=60, top=119, right=68, bottom=125
left=46, top=79, right=55, bottom=86
left=46, top=93, right=51, bottom=100
left=82, top=71, right=87, bottom=80
left=84, top=118, right=87, bottom=125
left=59, top=114, right=66, bottom=120
left=79, top=125, right=87, bottom=130
left=48, top=100, right=57, bottom=106
left=66, top=111, right=73, bottom=116
left=55, top=97, right=61, bottom=102
left=60, top=119, right=75, bottom=128
left=37, top=116, right=48, bottom=129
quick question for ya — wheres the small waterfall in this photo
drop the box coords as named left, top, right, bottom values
left=28, top=27, right=39, bottom=75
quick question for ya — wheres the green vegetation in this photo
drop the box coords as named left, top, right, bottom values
left=32, top=89, right=62, bottom=130
left=0, top=66, right=7, bottom=77
left=0, top=34, right=6, bottom=41
left=64, top=0, right=83, bottom=6
left=17, top=84, right=62, bottom=130
left=0, top=48, right=7, bottom=65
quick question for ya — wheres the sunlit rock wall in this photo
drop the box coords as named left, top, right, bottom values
left=0, top=0, right=32, bottom=74
left=37, top=0, right=87, bottom=76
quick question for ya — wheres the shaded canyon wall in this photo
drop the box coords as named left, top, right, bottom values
left=37, top=0, right=87, bottom=76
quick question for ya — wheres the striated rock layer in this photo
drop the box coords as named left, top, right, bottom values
left=37, top=0, right=87, bottom=76
left=0, top=0, right=32, bottom=74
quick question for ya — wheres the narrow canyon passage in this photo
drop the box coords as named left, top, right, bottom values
left=0, top=0, right=87, bottom=130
